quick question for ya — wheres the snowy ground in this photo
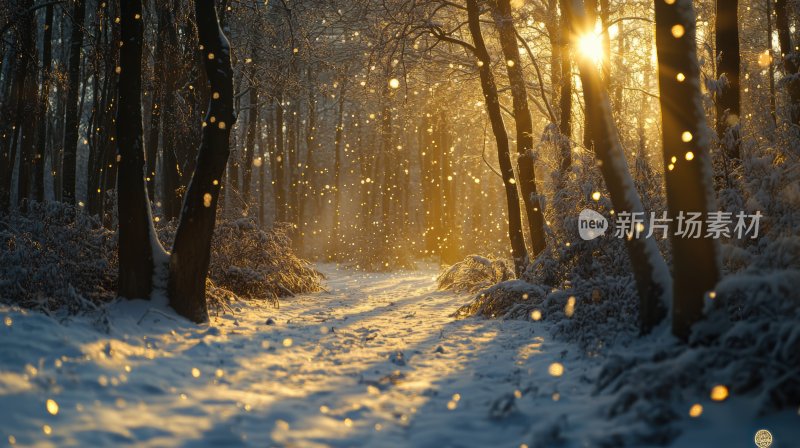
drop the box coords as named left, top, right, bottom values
left=0, top=264, right=793, bottom=447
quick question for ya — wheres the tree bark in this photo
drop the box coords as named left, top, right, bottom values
left=61, top=0, right=86, bottom=204
left=12, top=0, right=38, bottom=208
left=466, top=0, right=528, bottom=276
left=653, top=0, right=720, bottom=340
left=558, top=0, right=573, bottom=173
left=330, top=84, right=346, bottom=256
left=117, top=0, right=156, bottom=300
left=492, top=0, right=547, bottom=258
left=273, top=93, right=287, bottom=222
left=242, top=75, right=259, bottom=209
left=33, top=4, right=55, bottom=203
left=775, top=0, right=800, bottom=126
left=715, top=0, right=742, bottom=162
left=568, top=0, right=673, bottom=334
left=168, top=0, right=236, bottom=323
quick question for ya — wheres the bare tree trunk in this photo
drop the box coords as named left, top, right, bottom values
left=33, top=4, right=54, bottom=203
left=492, top=0, right=547, bottom=258
left=558, top=0, right=573, bottom=173
left=654, top=0, right=720, bottom=340
left=168, top=0, right=236, bottom=323
left=242, top=75, right=259, bottom=209
left=438, top=111, right=459, bottom=264
left=146, top=7, right=167, bottom=204
left=775, top=0, right=800, bottom=126
left=302, top=70, right=317, bottom=227
left=12, top=0, right=38, bottom=208
left=117, top=0, right=156, bottom=300
left=466, top=0, right=528, bottom=276
left=273, top=93, right=287, bottom=222
left=330, top=84, right=346, bottom=256
left=765, top=0, right=777, bottom=125
left=262, top=107, right=274, bottom=226
left=569, top=0, right=673, bottom=334
left=715, top=0, right=741, bottom=163
left=62, top=0, right=86, bottom=204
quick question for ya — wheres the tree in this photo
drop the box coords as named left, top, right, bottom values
left=491, top=0, right=547, bottom=258
left=654, top=0, right=720, bottom=340
left=567, top=0, right=673, bottom=333
left=168, top=0, right=237, bottom=322
left=715, top=0, right=741, bottom=163
left=116, top=0, right=159, bottom=300
left=464, top=0, right=528, bottom=276
left=33, top=3, right=55, bottom=203
left=61, top=0, right=86, bottom=204
left=775, top=0, right=800, bottom=126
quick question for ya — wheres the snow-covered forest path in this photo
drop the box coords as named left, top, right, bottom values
left=0, top=263, right=593, bottom=447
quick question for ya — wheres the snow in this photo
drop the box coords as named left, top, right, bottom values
left=0, top=264, right=795, bottom=447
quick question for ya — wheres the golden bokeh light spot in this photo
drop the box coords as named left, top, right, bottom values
left=548, top=362, right=564, bottom=377
left=710, top=385, right=729, bottom=401
left=46, top=399, right=59, bottom=415
left=671, top=24, right=685, bottom=38
left=689, top=403, right=703, bottom=417
left=681, top=131, right=693, bottom=142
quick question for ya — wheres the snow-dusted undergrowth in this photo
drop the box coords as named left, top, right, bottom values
left=437, top=254, right=514, bottom=294
left=0, top=203, right=322, bottom=314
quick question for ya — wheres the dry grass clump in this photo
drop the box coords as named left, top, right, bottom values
left=437, top=255, right=514, bottom=294
left=0, top=202, right=117, bottom=313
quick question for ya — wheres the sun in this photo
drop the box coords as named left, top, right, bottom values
left=576, top=32, right=604, bottom=65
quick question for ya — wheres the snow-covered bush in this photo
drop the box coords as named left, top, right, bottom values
left=0, top=202, right=117, bottom=313
left=156, top=218, right=322, bottom=306
left=0, top=204, right=322, bottom=314
left=437, top=254, right=514, bottom=294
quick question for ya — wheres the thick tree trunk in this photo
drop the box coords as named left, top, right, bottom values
left=168, top=0, right=236, bottom=323
left=117, top=0, right=156, bottom=300
left=715, top=0, right=742, bottom=162
left=61, top=0, right=86, bottom=204
left=569, top=0, right=673, bottom=334
left=466, top=0, right=528, bottom=276
left=654, top=0, right=720, bottom=340
left=492, top=0, right=547, bottom=258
